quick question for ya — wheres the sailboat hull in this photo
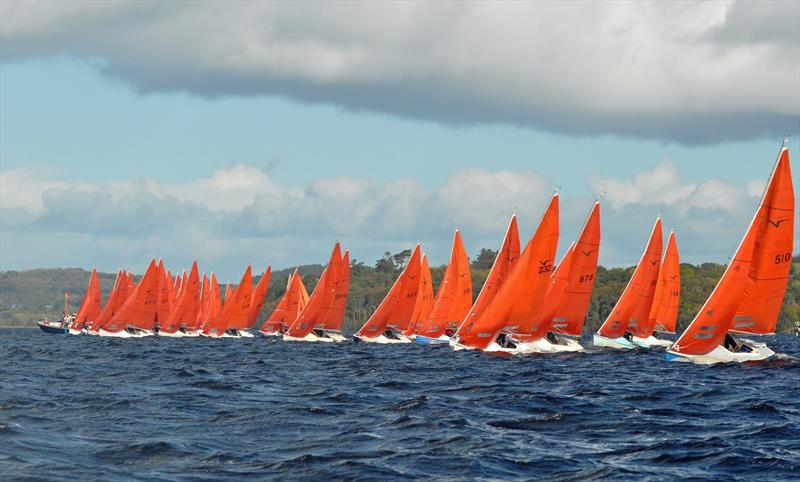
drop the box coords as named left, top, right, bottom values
left=665, top=340, right=775, bottom=364
left=353, top=333, right=412, bottom=344
left=98, top=328, right=153, bottom=338
left=593, top=334, right=640, bottom=349
left=37, top=321, right=68, bottom=334
left=283, top=330, right=346, bottom=343
left=631, top=335, right=672, bottom=348
left=415, top=334, right=451, bottom=345
left=518, top=335, right=584, bottom=353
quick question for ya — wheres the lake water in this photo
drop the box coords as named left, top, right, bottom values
left=1, top=329, right=799, bottom=480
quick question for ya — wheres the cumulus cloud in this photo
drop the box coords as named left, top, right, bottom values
left=1, top=1, right=797, bottom=144
left=3, top=160, right=793, bottom=279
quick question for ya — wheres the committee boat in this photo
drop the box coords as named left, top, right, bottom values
left=666, top=143, right=794, bottom=364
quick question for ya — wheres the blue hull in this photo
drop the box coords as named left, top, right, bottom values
left=37, top=324, right=68, bottom=334
left=415, top=335, right=450, bottom=345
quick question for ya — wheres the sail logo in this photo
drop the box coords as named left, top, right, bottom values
left=768, top=218, right=788, bottom=228
left=581, top=250, right=596, bottom=257
left=538, top=259, right=553, bottom=274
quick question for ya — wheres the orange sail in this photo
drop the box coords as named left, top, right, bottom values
left=194, top=273, right=211, bottom=330
left=456, top=215, right=521, bottom=338
left=404, top=255, right=435, bottom=336
left=732, top=148, right=795, bottom=335
left=519, top=242, right=576, bottom=342
left=597, top=217, right=663, bottom=339
left=260, top=270, right=310, bottom=333
left=162, top=261, right=201, bottom=334
left=173, top=272, right=183, bottom=299
left=456, top=193, right=559, bottom=349
left=70, top=268, right=102, bottom=331
left=105, top=260, right=160, bottom=333
left=203, top=266, right=253, bottom=336
left=671, top=145, right=794, bottom=354
left=241, top=266, right=272, bottom=330
left=416, top=230, right=472, bottom=338
left=155, top=260, right=171, bottom=329
left=224, top=284, right=233, bottom=305
left=550, top=201, right=602, bottom=337
left=357, top=245, right=422, bottom=337
left=640, top=230, right=681, bottom=336
left=286, top=243, right=341, bottom=338
left=91, top=270, right=129, bottom=331
left=321, top=249, right=350, bottom=331
left=209, top=273, right=222, bottom=322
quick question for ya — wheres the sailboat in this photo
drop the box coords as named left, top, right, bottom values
left=68, top=268, right=102, bottom=335
left=99, top=260, right=160, bottom=337
left=202, top=266, right=253, bottom=338
left=354, top=244, right=422, bottom=343
left=414, top=230, right=472, bottom=345
left=284, top=242, right=350, bottom=342
left=452, top=193, right=559, bottom=353
left=452, top=215, right=521, bottom=347
left=667, top=143, right=794, bottom=363
left=159, top=261, right=201, bottom=337
left=631, top=230, right=680, bottom=347
left=236, top=266, right=271, bottom=337
left=593, top=217, right=663, bottom=349
left=258, top=269, right=310, bottom=336
left=87, top=269, right=127, bottom=334
left=403, top=254, right=435, bottom=339
left=505, top=201, right=601, bottom=353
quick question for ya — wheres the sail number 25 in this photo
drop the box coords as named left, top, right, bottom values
left=774, top=253, right=792, bottom=264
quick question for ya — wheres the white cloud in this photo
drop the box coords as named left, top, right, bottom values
left=1, top=1, right=797, bottom=143
left=5, top=160, right=793, bottom=279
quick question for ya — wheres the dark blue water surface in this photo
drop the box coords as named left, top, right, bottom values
left=2, top=329, right=800, bottom=481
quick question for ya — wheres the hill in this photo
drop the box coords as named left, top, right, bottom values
left=1, top=252, right=798, bottom=334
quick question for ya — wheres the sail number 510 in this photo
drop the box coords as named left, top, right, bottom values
left=774, top=253, right=792, bottom=264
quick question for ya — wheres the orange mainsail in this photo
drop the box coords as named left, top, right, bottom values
left=241, top=266, right=272, bottom=330
left=519, top=241, right=576, bottom=342
left=416, top=230, right=472, bottom=338
left=597, top=217, right=663, bottom=339
left=672, top=145, right=794, bottom=354
left=105, top=260, right=160, bottom=333
left=321, top=249, right=350, bottom=331
left=155, top=260, right=171, bottom=329
left=70, top=268, right=102, bottom=331
left=639, top=230, right=680, bottom=337
left=162, top=261, right=201, bottom=334
left=203, top=266, right=253, bottom=336
left=731, top=147, right=795, bottom=335
left=357, top=245, right=422, bottom=337
left=550, top=201, right=601, bottom=337
left=456, top=215, right=521, bottom=339
left=404, top=255, right=434, bottom=336
left=260, top=270, right=310, bottom=333
left=92, top=270, right=130, bottom=332
left=456, top=193, right=559, bottom=349
left=286, top=243, right=342, bottom=338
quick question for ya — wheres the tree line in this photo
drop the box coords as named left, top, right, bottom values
left=1, top=251, right=798, bottom=333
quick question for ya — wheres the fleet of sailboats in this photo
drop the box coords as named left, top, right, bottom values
left=39, top=143, right=795, bottom=365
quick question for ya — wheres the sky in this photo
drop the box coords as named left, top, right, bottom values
left=1, top=0, right=799, bottom=281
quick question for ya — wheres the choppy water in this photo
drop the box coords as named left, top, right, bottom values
left=1, top=329, right=799, bottom=481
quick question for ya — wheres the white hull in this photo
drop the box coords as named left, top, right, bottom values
left=354, top=333, right=412, bottom=344
left=98, top=328, right=153, bottom=338
left=452, top=334, right=583, bottom=355
left=258, top=330, right=283, bottom=337
left=666, top=340, right=775, bottom=364
left=632, top=335, right=672, bottom=348
left=158, top=329, right=201, bottom=338
left=68, top=328, right=83, bottom=336
left=282, top=330, right=346, bottom=343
